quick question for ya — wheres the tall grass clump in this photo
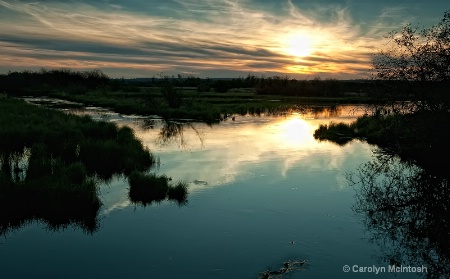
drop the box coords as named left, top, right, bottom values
left=167, top=181, right=189, bottom=206
left=314, top=122, right=355, bottom=145
left=128, top=171, right=169, bottom=204
left=128, top=171, right=188, bottom=207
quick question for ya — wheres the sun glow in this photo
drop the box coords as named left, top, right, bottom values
left=286, top=33, right=313, bottom=58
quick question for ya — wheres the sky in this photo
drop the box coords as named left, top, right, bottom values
left=0, top=0, right=448, bottom=79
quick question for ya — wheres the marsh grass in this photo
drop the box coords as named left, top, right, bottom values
left=48, top=86, right=369, bottom=123
left=0, top=98, right=156, bottom=235
left=0, top=160, right=101, bottom=236
left=0, top=98, right=155, bottom=177
left=167, top=181, right=189, bottom=206
left=128, top=171, right=188, bottom=207
left=3, top=70, right=372, bottom=122
left=128, top=171, right=169, bottom=204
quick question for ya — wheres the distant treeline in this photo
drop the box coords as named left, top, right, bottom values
left=116, top=74, right=261, bottom=91
left=1, top=69, right=373, bottom=97
left=0, top=69, right=109, bottom=95
left=119, top=74, right=374, bottom=97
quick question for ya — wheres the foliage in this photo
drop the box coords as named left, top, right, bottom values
left=0, top=68, right=374, bottom=122
left=0, top=99, right=155, bottom=178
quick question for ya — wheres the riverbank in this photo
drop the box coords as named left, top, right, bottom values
left=313, top=110, right=450, bottom=177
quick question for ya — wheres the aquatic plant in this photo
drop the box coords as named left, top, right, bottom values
left=128, top=171, right=188, bottom=207
left=128, top=171, right=169, bottom=204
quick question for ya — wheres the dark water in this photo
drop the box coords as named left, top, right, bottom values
left=0, top=104, right=433, bottom=278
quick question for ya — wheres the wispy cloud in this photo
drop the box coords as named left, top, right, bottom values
left=0, top=0, right=446, bottom=78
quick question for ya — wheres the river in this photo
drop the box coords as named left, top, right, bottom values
left=0, top=102, right=432, bottom=279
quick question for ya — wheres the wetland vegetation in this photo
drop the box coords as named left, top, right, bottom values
left=0, top=98, right=188, bottom=237
left=128, top=171, right=188, bottom=207
left=0, top=68, right=372, bottom=123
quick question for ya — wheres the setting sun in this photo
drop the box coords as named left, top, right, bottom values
left=286, top=33, right=313, bottom=58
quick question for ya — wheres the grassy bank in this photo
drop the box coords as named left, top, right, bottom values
left=0, top=97, right=155, bottom=177
left=314, top=111, right=450, bottom=177
left=0, top=98, right=159, bottom=235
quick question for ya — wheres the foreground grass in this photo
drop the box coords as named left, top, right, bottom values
left=0, top=98, right=155, bottom=177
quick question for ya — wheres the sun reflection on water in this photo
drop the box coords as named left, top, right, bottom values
left=64, top=105, right=370, bottom=214
left=277, top=115, right=315, bottom=148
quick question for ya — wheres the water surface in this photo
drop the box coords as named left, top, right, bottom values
left=0, top=105, right=427, bottom=278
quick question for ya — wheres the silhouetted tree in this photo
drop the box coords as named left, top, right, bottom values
left=372, top=10, right=450, bottom=112
left=159, top=75, right=183, bottom=108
